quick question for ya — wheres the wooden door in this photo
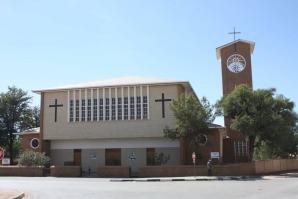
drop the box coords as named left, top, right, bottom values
left=222, top=138, right=235, bottom=163
left=73, top=149, right=82, bottom=166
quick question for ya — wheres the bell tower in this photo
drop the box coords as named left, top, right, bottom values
left=216, top=39, right=255, bottom=162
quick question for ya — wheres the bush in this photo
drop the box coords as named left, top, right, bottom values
left=18, top=150, right=50, bottom=167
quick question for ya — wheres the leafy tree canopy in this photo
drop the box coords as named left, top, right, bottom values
left=0, top=86, right=37, bottom=164
left=164, top=94, right=216, bottom=148
left=216, top=84, right=298, bottom=158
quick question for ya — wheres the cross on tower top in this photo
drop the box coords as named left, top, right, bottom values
left=228, top=27, right=241, bottom=41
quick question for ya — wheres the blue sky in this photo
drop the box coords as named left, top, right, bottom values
left=0, top=0, right=298, bottom=125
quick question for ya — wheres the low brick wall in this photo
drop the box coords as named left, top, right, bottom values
left=139, top=159, right=298, bottom=177
left=0, top=166, right=44, bottom=176
left=97, top=166, right=130, bottom=178
left=139, top=165, right=207, bottom=177
left=254, top=159, right=298, bottom=174
left=50, top=166, right=81, bottom=177
left=213, top=163, right=255, bottom=176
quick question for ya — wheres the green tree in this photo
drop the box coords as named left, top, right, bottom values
left=20, top=106, right=40, bottom=130
left=19, top=150, right=50, bottom=167
left=0, top=86, right=32, bottom=164
left=164, top=94, right=216, bottom=159
left=216, top=84, right=298, bottom=160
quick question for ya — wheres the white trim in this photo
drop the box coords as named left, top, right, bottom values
left=51, top=138, right=179, bottom=150
left=115, top=87, right=118, bottom=120
left=147, top=85, right=150, bottom=119
left=91, top=89, right=94, bottom=122
left=121, top=87, right=124, bottom=120
left=109, top=87, right=112, bottom=121
left=67, top=90, right=70, bottom=122
left=79, top=89, right=82, bottom=122
left=73, top=90, right=76, bottom=121
left=85, top=88, right=87, bottom=122
left=128, top=86, right=130, bottom=120
left=30, top=138, right=40, bottom=149
left=97, top=88, right=99, bottom=122
left=103, top=88, right=105, bottom=121
left=140, top=86, right=143, bottom=120
left=134, top=86, right=136, bottom=120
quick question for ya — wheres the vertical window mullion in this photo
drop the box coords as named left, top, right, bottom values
left=140, top=86, right=143, bottom=120
left=121, top=87, right=124, bottom=120
left=134, top=86, right=137, bottom=120
left=147, top=85, right=150, bottom=119
left=79, top=89, right=82, bottom=122
left=91, top=89, right=93, bottom=121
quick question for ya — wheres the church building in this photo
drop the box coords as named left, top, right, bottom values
left=20, top=39, right=255, bottom=175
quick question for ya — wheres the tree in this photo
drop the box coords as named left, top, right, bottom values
left=19, top=106, right=40, bottom=130
left=216, top=84, right=298, bottom=160
left=0, top=86, right=32, bottom=164
left=19, top=151, right=50, bottom=167
left=164, top=94, right=216, bottom=161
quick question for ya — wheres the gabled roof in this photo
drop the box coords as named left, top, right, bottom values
left=216, top=39, right=255, bottom=60
left=32, top=76, right=195, bottom=95
left=20, top=127, right=40, bottom=135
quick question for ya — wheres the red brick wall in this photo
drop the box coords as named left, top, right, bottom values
left=50, top=166, right=81, bottom=177
left=20, top=134, right=41, bottom=152
left=0, top=166, right=44, bottom=176
left=97, top=166, right=130, bottom=177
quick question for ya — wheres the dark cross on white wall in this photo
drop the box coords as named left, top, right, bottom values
left=49, top=99, right=63, bottom=122
left=228, top=27, right=241, bottom=41
left=155, top=93, right=172, bottom=118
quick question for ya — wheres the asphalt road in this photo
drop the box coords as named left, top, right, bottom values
left=0, top=174, right=298, bottom=199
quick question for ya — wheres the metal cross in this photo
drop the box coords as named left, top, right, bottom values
left=228, top=27, right=241, bottom=41
left=155, top=93, right=171, bottom=118
left=49, top=99, right=63, bottom=122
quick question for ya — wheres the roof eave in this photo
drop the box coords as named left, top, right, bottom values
left=216, top=39, right=255, bottom=60
left=32, top=81, right=191, bottom=94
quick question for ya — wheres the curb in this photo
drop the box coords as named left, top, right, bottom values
left=110, top=176, right=262, bottom=182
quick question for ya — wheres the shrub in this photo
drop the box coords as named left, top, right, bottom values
left=18, top=150, right=50, bottom=167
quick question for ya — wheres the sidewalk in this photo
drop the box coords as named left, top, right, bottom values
left=110, top=175, right=263, bottom=182
left=0, top=189, right=25, bottom=199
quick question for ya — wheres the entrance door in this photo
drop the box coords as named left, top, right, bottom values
left=74, top=149, right=82, bottom=166
left=222, top=138, right=235, bottom=163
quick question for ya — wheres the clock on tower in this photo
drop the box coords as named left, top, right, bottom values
left=216, top=39, right=255, bottom=95
left=216, top=39, right=255, bottom=162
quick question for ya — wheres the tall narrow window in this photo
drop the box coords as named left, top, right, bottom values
left=117, top=97, right=122, bottom=120
left=81, top=99, right=86, bottom=121
left=75, top=100, right=80, bottom=122
left=130, top=97, right=135, bottom=120
left=136, top=96, right=141, bottom=119
left=143, top=96, right=148, bottom=119
left=124, top=97, right=128, bottom=120
left=105, top=98, right=110, bottom=120
left=93, top=99, right=97, bottom=121
left=146, top=148, right=155, bottom=166
left=87, top=99, right=91, bottom=121
left=111, top=98, right=116, bottom=120
left=69, top=100, right=74, bottom=122
left=99, top=98, right=103, bottom=121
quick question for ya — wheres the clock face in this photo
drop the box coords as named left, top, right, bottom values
left=227, top=54, right=246, bottom=73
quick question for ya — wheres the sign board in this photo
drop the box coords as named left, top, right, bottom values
left=0, top=147, right=4, bottom=160
left=2, top=158, right=10, bottom=165
left=210, top=152, right=220, bottom=159
left=128, top=152, right=136, bottom=161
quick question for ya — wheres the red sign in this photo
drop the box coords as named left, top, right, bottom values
left=0, top=147, right=4, bottom=160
